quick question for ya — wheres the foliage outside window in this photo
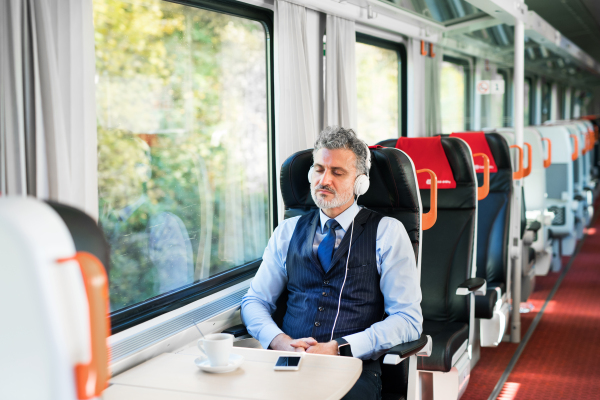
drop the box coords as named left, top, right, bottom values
left=440, top=61, right=466, bottom=133
left=94, top=0, right=271, bottom=313
left=355, top=38, right=400, bottom=144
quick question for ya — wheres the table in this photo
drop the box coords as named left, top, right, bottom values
left=103, top=343, right=362, bottom=400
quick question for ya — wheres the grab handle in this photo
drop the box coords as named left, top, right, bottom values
left=509, top=145, right=524, bottom=180
left=523, top=143, right=532, bottom=178
left=542, top=138, right=552, bottom=168
left=417, top=169, right=437, bottom=230
left=73, top=252, right=111, bottom=399
left=570, top=134, right=579, bottom=161
left=473, top=153, right=490, bottom=200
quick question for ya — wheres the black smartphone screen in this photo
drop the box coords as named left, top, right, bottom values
left=275, top=356, right=301, bottom=367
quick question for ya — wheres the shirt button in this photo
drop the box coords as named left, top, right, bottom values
left=323, top=280, right=330, bottom=285
left=322, top=292, right=328, bottom=297
left=314, top=322, right=321, bottom=327
left=318, top=307, right=324, bottom=312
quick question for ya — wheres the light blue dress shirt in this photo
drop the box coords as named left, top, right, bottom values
left=241, top=201, right=423, bottom=360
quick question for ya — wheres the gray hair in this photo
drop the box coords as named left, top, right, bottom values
left=313, top=126, right=369, bottom=176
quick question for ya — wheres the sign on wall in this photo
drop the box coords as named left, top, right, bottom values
left=476, top=80, right=505, bottom=95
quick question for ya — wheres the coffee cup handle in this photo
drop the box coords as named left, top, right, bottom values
left=197, top=339, right=208, bottom=359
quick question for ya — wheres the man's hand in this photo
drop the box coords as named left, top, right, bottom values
left=306, top=340, right=339, bottom=356
left=269, top=333, right=317, bottom=352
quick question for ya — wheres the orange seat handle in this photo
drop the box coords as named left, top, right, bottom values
left=523, top=143, right=532, bottom=178
left=542, top=138, right=552, bottom=168
left=570, top=134, right=579, bottom=161
left=473, top=153, right=490, bottom=200
left=417, top=169, right=437, bottom=230
left=68, top=252, right=111, bottom=399
left=509, top=145, right=524, bottom=179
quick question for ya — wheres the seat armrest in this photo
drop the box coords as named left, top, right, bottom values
left=383, top=335, right=432, bottom=365
left=456, top=277, right=486, bottom=296
left=222, top=324, right=249, bottom=338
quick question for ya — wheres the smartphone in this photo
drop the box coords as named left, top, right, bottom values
left=273, top=355, right=303, bottom=371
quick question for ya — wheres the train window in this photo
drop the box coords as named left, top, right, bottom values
left=542, top=80, right=552, bottom=122
left=355, top=33, right=406, bottom=143
left=524, top=78, right=532, bottom=126
left=93, top=0, right=274, bottom=330
left=441, top=56, right=470, bottom=132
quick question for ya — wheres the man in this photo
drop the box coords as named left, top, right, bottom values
left=241, top=126, right=422, bottom=399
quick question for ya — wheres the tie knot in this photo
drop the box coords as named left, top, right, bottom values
left=325, top=219, right=341, bottom=232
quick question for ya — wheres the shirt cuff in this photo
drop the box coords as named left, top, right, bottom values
left=343, top=331, right=372, bottom=360
left=258, top=324, right=285, bottom=350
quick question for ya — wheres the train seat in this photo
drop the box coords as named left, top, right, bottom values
left=535, top=125, right=579, bottom=260
left=0, top=197, right=110, bottom=400
left=450, top=132, right=514, bottom=347
left=557, top=122, right=588, bottom=238
left=492, top=129, right=541, bottom=301
left=380, top=136, right=484, bottom=400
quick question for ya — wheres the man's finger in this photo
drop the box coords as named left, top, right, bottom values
left=289, top=340, right=307, bottom=348
left=294, top=347, right=306, bottom=353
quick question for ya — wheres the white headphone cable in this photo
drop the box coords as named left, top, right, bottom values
left=330, top=194, right=360, bottom=342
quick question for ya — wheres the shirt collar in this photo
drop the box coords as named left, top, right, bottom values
left=319, top=201, right=360, bottom=233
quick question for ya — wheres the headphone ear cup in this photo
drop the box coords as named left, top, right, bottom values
left=354, top=174, right=370, bottom=196
left=308, top=166, right=314, bottom=183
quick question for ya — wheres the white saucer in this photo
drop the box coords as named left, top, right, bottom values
left=194, top=353, right=244, bottom=373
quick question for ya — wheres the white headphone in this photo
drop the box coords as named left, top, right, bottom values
left=308, top=141, right=372, bottom=196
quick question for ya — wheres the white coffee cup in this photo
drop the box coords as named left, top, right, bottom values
left=197, top=333, right=234, bottom=367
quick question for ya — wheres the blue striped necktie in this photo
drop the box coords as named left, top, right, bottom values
left=318, top=219, right=341, bottom=272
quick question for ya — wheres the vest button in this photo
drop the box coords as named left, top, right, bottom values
left=318, top=307, right=324, bottom=312
left=314, top=321, right=321, bottom=327
left=323, top=280, right=330, bottom=285
left=322, top=292, right=328, bottom=297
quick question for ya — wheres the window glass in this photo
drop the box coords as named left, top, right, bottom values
left=542, top=81, right=552, bottom=122
left=441, top=61, right=466, bottom=132
left=94, top=0, right=270, bottom=312
left=524, top=79, right=531, bottom=126
left=355, top=41, right=399, bottom=144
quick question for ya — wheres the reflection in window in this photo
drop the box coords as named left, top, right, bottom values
left=440, top=61, right=466, bottom=132
left=356, top=41, right=399, bottom=144
left=94, top=0, right=270, bottom=311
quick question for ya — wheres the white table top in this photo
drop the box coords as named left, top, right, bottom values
left=103, top=343, right=362, bottom=400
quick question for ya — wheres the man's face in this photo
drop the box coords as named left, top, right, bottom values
left=310, top=148, right=357, bottom=210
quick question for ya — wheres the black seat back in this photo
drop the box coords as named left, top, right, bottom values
left=453, top=133, right=512, bottom=290
left=379, top=137, right=477, bottom=325
left=46, top=201, right=111, bottom=273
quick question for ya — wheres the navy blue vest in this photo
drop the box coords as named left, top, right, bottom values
left=281, top=208, right=385, bottom=342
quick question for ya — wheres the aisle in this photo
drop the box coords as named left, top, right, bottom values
left=506, top=222, right=600, bottom=399
left=463, top=213, right=600, bottom=400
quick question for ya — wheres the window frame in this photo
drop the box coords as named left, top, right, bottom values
left=104, top=0, right=277, bottom=334
left=441, top=55, right=472, bottom=131
left=355, top=32, right=407, bottom=137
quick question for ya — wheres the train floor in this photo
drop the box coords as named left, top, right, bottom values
left=463, top=206, right=600, bottom=399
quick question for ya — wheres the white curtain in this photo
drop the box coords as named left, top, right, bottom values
left=276, top=0, right=317, bottom=162
left=324, top=15, right=357, bottom=129
left=425, top=46, right=443, bottom=136
left=408, top=38, right=442, bottom=137
left=0, top=0, right=98, bottom=217
left=408, top=38, right=426, bottom=136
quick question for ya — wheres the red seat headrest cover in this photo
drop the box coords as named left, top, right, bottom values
left=395, top=137, right=456, bottom=189
left=450, top=132, right=498, bottom=173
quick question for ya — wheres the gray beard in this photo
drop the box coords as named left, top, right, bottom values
left=311, top=184, right=354, bottom=209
